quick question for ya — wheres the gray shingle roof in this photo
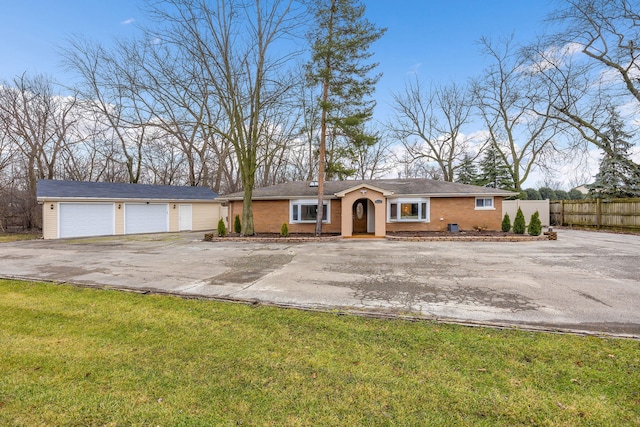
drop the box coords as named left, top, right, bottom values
left=223, top=178, right=517, bottom=200
left=37, top=180, right=218, bottom=201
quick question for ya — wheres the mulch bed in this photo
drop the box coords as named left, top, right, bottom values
left=385, top=231, right=550, bottom=242
left=204, top=232, right=341, bottom=243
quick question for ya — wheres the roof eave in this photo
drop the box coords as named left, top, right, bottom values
left=37, top=196, right=219, bottom=202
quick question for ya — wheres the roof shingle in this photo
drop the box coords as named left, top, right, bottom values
left=37, top=180, right=218, bottom=201
left=223, top=178, right=517, bottom=200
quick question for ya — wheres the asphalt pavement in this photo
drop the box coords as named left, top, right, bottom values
left=1, top=229, right=639, bottom=338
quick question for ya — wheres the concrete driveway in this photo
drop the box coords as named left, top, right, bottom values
left=1, top=229, right=639, bottom=337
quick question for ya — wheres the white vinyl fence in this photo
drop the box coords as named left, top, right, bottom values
left=502, top=200, right=550, bottom=227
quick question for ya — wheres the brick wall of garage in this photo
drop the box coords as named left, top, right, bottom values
left=229, top=199, right=342, bottom=234
left=385, top=197, right=504, bottom=232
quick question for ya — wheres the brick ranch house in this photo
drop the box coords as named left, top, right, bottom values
left=223, top=178, right=516, bottom=237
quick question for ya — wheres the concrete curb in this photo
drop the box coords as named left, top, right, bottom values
left=2, top=274, right=636, bottom=340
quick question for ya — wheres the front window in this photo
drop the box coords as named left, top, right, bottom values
left=388, top=198, right=429, bottom=222
left=290, top=200, right=330, bottom=223
left=475, top=197, right=494, bottom=210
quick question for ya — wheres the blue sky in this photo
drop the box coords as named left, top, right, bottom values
left=2, top=0, right=554, bottom=102
left=1, top=0, right=565, bottom=185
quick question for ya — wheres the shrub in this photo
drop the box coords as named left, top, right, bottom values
left=513, top=207, right=526, bottom=234
left=217, top=218, right=227, bottom=237
left=280, top=222, right=289, bottom=237
left=528, top=211, right=542, bottom=236
left=501, top=213, right=511, bottom=232
left=234, top=215, right=241, bottom=234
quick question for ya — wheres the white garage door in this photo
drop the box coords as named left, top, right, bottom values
left=59, top=203, right=115, bottom=238
left=124, top=203, right=169, bottom=234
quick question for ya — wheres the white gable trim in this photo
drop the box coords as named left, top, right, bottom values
left=334, top=184, right=394, bottom=198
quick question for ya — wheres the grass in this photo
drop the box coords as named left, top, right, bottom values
left=0, top=280, right=638, bottom=426
left=0, top=233, right=40, bottom=243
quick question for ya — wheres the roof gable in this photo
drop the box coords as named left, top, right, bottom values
left=334, top=183, right=394, bottom=197
left=37, top=180, right=218, bottom=201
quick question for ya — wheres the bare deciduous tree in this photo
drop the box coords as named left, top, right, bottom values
left=472, top=36, right=563, bottom=192
left=145, top=0, right=303, bottom=235
left=525, top=0, right=640, bottom=167
left=0, top=74, right=80, bottom=227
left=390, top=77, right=477, bottom=182
left=64, top=38, right=157, bottom=184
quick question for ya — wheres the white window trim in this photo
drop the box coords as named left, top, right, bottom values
left=475, top=197, right=495, bottom=210
left=290, top=199, right=330, bottom=224
left=387, top=198, right=430, bottom=222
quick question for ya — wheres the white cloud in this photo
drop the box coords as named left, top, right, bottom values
left=407, top=63, right=422, bottom=75
left=121, top=18, right=135, bottom=25
left=524, top=42, right=583, bottom=74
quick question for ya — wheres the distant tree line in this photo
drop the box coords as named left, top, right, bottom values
left=0, top=0, right=639, bottom=232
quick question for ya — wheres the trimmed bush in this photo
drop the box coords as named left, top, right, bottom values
left=513, top=207, right=526, bottom=234
left=217, top=218, right=227, bottom=237
left=280, top=222, right=289, bottom=237
left=501, top=213, right=511, bottom=232
left=528, top=211, right=542, bottom=236
left=234, top=215, right=241, bottom=234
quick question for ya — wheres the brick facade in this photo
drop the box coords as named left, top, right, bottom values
left=386, top=197, right=503, bottom=232
left=229, top=199, right=342, bottom=234
left=229, top=195, right=504, bottom=235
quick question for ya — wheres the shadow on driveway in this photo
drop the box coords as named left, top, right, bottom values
left=1, top=229, right=639, bottom=338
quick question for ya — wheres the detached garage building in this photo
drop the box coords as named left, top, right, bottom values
left=37, top=180, right=223, bottom=239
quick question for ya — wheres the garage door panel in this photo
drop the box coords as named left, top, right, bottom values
left=59, top=203, right=115, bottom=238
left=125, top=203, right=168, bottom=234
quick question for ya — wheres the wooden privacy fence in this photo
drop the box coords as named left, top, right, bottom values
left=550, top=198, right=640, bottom=230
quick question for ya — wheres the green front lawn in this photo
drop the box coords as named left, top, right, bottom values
left=1, top=279, right=638, bottom=426
left=0, top=233, right=40, bottom=243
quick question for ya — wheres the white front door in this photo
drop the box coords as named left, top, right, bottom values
left=124, top=203, right=169, bottom=234
left=179, top=204, right=193, bottom=231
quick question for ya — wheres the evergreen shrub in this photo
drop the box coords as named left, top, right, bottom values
left=234, top=215, right=241, bottom=234
left=528, top=211, right=542, bottom=236
left=217, top=218, right=227, bottom=237
left=501, top=213, right=511, bottom=232
left=513, top=207, right=526, bottom=234
left=280, top=222, right=289, bottom=237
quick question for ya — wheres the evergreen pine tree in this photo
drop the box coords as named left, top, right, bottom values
left=306, top=0, right=386, bottom=235
left=588, top=107, right=640, bottom=198
left=217, top=218, right=227, bottom=237
left=501, top=213, right=511, bottom=232
left=477, top=144, right=515, bottom=190
left=513, top=207, right=526, bottom=234
left=528, top=211, right=542, bottom=236
left=456, top=153, right=479, bottom=185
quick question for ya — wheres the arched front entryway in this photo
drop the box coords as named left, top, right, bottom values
left=352, top=198, right=371, bottom=234
left=336, top=184, right=391, bottom=237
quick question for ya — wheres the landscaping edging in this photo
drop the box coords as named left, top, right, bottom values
left=204, top=233, right=553, bottom=242
left=385, top=234, right=550, bottom=242
left=204, top=233, right=342, bottom=243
